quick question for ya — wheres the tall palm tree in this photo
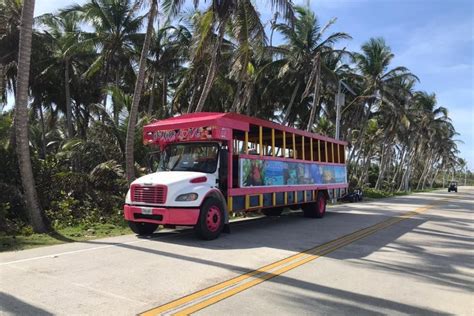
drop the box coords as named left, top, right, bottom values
left=69, top=0, right=145, bottom=116
left=148, top=24, right=192, bottom=116
left=166, top=0, right=294, bottom=113
left=0, top=0, right=23, bottom=104
left=14, top=0, right=48, bottom=232
left=351, top=37, right=417, bottom=186
left=125, top=0, right=157, bottom=183
left=271, top=6, right=351, bottom=127
left=228, top=0, right=266, bottom=114
left=38, top=11, right=84, bottom=138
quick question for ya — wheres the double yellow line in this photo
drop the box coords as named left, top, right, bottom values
left=140, top=198, right=451, bottom=316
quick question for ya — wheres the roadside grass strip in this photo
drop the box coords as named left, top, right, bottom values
left=140, top=198, right=452, bottom=316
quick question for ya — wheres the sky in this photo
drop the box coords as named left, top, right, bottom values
left=8, top=0, right=474, bottom=168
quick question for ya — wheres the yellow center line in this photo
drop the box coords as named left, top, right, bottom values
left=140, top=218, right=393, bottom=316
left=172, top=214, right=414, bottom=315
left=140, top=198, right=452, bottom=316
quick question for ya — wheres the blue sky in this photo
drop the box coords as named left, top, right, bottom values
left=13, top=0, right=474, bottom=168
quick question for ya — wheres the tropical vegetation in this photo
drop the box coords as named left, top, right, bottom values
left=0, top=0, right=470, bottom=237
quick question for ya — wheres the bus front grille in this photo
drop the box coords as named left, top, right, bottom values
left=131, top=185, right=167, bottom=204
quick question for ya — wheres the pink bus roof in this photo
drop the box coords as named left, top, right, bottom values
left=143, top=112, right=347, bottom=145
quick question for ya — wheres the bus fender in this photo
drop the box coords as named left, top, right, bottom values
left=319, top=189, right=330, bottom=201
left=200, top=189, right=230, bottom=224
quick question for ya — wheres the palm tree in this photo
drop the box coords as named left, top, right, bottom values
left=351, top=38, right=417, bottom=186
left=228, top=0, right=266, bottom=114
left=0, top=0, right=23, bottom=104
left=271, top=6, right=351, bottom=127
left=69, top=0, right=145, bottom=118
left=38, top=11, right=85, bottom=138
left=167, top=0, right=294, bottom=113
left=125, top=0, right=157, bottom=183
left=14, top=0, right=48, bottom=233
left=147, top=24, right=192, bottom=116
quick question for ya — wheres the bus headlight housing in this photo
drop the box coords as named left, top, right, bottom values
left=175, top=193, right=199, bottom=201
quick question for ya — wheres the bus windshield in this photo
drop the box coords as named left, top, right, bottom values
left=158, top=142, right=219, bottom=173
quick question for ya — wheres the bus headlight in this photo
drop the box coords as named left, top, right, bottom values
left=175, top=193, right=199, bottom=201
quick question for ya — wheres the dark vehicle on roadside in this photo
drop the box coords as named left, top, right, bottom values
left=339, top=188, right=363, bottom=202
left=448, top=181, right=458, bottom=192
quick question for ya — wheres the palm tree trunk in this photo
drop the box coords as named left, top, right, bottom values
left=283, top=81, right=301, bottom=125
left=421, top=155, right=435, bottom=189
left=357, top=151, right=372, bottom=187
left=194, top=22, right=226, bottom=113
left=102, top=59, right=110, bottom=110
left=186, top=76, right=200, bottom=113
left=306, top=54, right=321, bottom=132
left=113, top=65, right=121, bottom=124
left=38, top=105, right=47, bottom=159
left=64, top=58, right=74, bottom=138
left=375, top=132, right=393, bottom=190
left=416, top=151, right=431, bottom=190
left=391, top=145, right=406, bottom=185
left=230, top=77, right=244, bottom=112
left=241, top=80, right=254, bottom=116
left=429, top=168, right=439, bottom=188
left=162, top=73, right=167, bottom=116
left=125, top=0, right=157, bottom=183
left=0, top=64, right=4, bottom=105
left=230, top=52, right=249, bottom=113
left=14, top=0, right=47, bottom=233
left=64, top=58, right=73, bottom=137
left=147, top=70, right=156, bottom=114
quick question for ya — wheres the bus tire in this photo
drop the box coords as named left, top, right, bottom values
left=262, top=207, right=283, bottom=216
left=302, top=192, right=327, bottom=218
left=195, top=197, right=225, bottom=240
left=128, top=221, right=158, bottom=235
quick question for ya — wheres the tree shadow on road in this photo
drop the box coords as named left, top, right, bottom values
left=0, top=292, right=53, bottom=316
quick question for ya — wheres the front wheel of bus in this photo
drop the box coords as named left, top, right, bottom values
left=195, top=198, right=225, bottom=240
left=128, top=221, right=159, bottom=235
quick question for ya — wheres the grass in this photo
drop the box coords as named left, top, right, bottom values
left=0, top=223, right=131, bottom=253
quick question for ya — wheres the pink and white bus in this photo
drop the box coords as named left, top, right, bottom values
left=124, top=112, right=348, bottom=239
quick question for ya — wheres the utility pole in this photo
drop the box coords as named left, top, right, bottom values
left=335, top=80, right=356, bottom=140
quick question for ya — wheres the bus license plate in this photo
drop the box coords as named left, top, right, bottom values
left=141, top=207, right=153, bottom=215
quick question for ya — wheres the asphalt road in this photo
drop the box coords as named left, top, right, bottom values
left=1, top=187, right=473, bottom=315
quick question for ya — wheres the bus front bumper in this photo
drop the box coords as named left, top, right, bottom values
left=124, top=205, right=200, bottom=226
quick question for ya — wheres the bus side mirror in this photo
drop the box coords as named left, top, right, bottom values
left=146, top=150, right=161, bottom=173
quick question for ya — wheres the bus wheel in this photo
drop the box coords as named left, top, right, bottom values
left=195, top=197, right=224, bottom=240
left=315, top=192, right=327, bottom=218
left=128, top=221, right=158, bottom=235
left=302, top=192, right=327, bottom=218
left=262, top=207, right=283, bottom=216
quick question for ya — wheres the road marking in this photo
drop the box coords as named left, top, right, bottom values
left=140, top=198, right=451, bottom=316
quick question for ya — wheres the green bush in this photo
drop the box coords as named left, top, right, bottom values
left=363, top=188, right=393, bottom=199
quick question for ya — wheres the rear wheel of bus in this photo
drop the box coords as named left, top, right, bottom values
left=128, top=221, right=159, bottom=235
left=302, top=192, right=327, bottom=218
left=195, top=197, right=225, bottom=240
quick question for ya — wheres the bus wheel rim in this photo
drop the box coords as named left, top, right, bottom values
left=319, top=198, right=325, bottom=215
left=207, top=206, right=221, bottom=232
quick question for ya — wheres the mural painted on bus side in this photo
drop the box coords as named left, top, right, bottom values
left=240, top=158, right=346, bottom=187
